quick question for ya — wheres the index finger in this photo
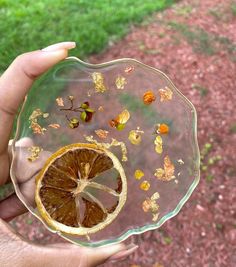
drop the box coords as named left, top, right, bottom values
left=0, top=42, right=76, bottom=154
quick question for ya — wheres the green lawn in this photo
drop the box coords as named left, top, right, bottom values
left=0, top=0, right=174, bottom=72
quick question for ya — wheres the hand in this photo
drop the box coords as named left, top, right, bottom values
left=0, top=42, right=138, bottom=267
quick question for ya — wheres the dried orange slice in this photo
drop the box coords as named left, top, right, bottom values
left=35, top=143, right=127, bottom=235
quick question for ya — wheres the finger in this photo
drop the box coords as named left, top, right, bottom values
left=0, top=41, right=76, bottom=154
left=86, top=243, right=139, bottom=266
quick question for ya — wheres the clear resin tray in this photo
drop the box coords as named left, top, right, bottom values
left=10, top=57, right=200, bottom=247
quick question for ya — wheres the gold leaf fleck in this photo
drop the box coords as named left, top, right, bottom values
left=29, top=109, right=43, bottom=122
left=98, top=106, right=104, bottom=112
left=154, top=135, right=163, bottom=154
left=95, top=129, right=109, bottom=139
left=43, top=113, right=49, bottom=118
left=178, top=159, right=184, bottom=164
left=155, top=155, right=175, bottom=181
left=85, top=136, right=128, bottom=162
left=56, top=97, right=64, bottom=107
left=27, top=146, right=43, bottom=162
left=30, top=122, right=46, bottom=135
left=134, top=169, right=144, bottom=180
left=115, top=75, right=127, bottom=90
left=92, top=72, right=107, bottom=93
left=48, top=124, right=60, bottom=129
left=159, top=87, right=173, bottom=102
left=124, top=66, right=134, bottom=74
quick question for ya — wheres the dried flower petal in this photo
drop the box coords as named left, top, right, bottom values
left=143, top=90, right=156, bottom=105
left=92, top=72, right=107, bottom=93
left=115, top=75, right=127, bottom=90
left=27, top=146, right=43, bottom=162
left=110, top=109, right=130, bottom=130
left=69, top=118, right=79, bottom=129
left=142, top=192, right=160, bottom=220
left=56, top=97, right=64, bottom=107
left=48, top=124, right=60, bottom=129
left=116, top=109, right=130, bottom=124
left=134, top=169, right=144, bottom=180
left=95, top=129, right=109, bottom=139
left=142, top=199, right=152, bottom=212
left=128, top=129, right=144, bottom=145
left=157, top=123, right=169, bottom=134
left=140, top=180, right=150, bottom=191
left=159, top=87, right=173, bottom=102
left=124, top=66, right=134, bottom=74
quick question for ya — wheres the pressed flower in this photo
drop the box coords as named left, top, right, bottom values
left=128, top=128, right=144, bottom=145
left=68, top=117, right=80, bottom=129
left=155, top=155, right=175, bottom=181
left=143, top=90, right=156, bottom=105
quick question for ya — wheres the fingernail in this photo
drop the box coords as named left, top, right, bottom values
left=108, top=245, right=139, bottom=261
left=42, top=42, right=76, bottom=52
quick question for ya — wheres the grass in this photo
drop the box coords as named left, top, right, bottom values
left=231, top=1, right=236, bottom=16
left=0, top=0, right=175, bottom=73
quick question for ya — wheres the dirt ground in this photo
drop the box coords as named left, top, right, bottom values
left=11, top=0, right=236, bottom=266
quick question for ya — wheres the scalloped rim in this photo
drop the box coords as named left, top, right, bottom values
left=10, top=56, right=200, bottom=248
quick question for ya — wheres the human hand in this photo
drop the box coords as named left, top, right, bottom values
left=0, top=42, right=138, bottom=267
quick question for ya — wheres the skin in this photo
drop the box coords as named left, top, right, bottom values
left=0, top=42, right=138, bottom=267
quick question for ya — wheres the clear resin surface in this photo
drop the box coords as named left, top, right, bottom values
left=11, top=57, right=200, bottom=247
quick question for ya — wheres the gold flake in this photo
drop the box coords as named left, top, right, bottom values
left=95, top=129, right=109, bottom=139
left=29, top=109, right=47, bottom=135
left=85, top=136, right=128, bottom=162
left=124, top=66, right=134, bottom=74
left=140, top=180, right=150, bottom=191
left=98, top=106, right=104, bottom=112
left=92, top=72, right=107, bottom=93
left=43, top=113, right=49, bottom=118
left=56, top=97, right=64, bottom=107
left=27, top=146, right=43, bottom=162
left=154, top=135, right=163, bottom=154
left=29, top=109, right=43, bottom=122
left=142, top=192, right=160, bottom=220
left=154, top=168, right=165, bottom=179
left=155, top=155, right=175, bottom=181
left=115, top=75, right=127, bottom=90
left=159, top=86, right=173, bottom=102
left=134, top=169, right=144, bottom=180
left=48, top=124, right=60, bottom=129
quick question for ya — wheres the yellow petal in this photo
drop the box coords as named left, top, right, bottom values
left=117, top=109, right=130, bottom=124
left=134, top=169, right=144, bottom=180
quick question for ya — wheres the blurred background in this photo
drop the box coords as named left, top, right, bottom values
left=0, top=0, right=235, bottom=266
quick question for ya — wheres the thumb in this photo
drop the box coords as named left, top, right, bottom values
left=32, top=242, right=138, bottom=267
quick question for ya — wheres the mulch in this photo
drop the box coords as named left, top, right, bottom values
left=11, top=0, right=236, bottom=266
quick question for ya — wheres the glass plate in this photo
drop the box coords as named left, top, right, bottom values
left=10, top=57, right=200, bottom=247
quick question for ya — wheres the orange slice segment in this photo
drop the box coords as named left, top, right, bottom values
left=35, top=143, right=127, bottom=235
